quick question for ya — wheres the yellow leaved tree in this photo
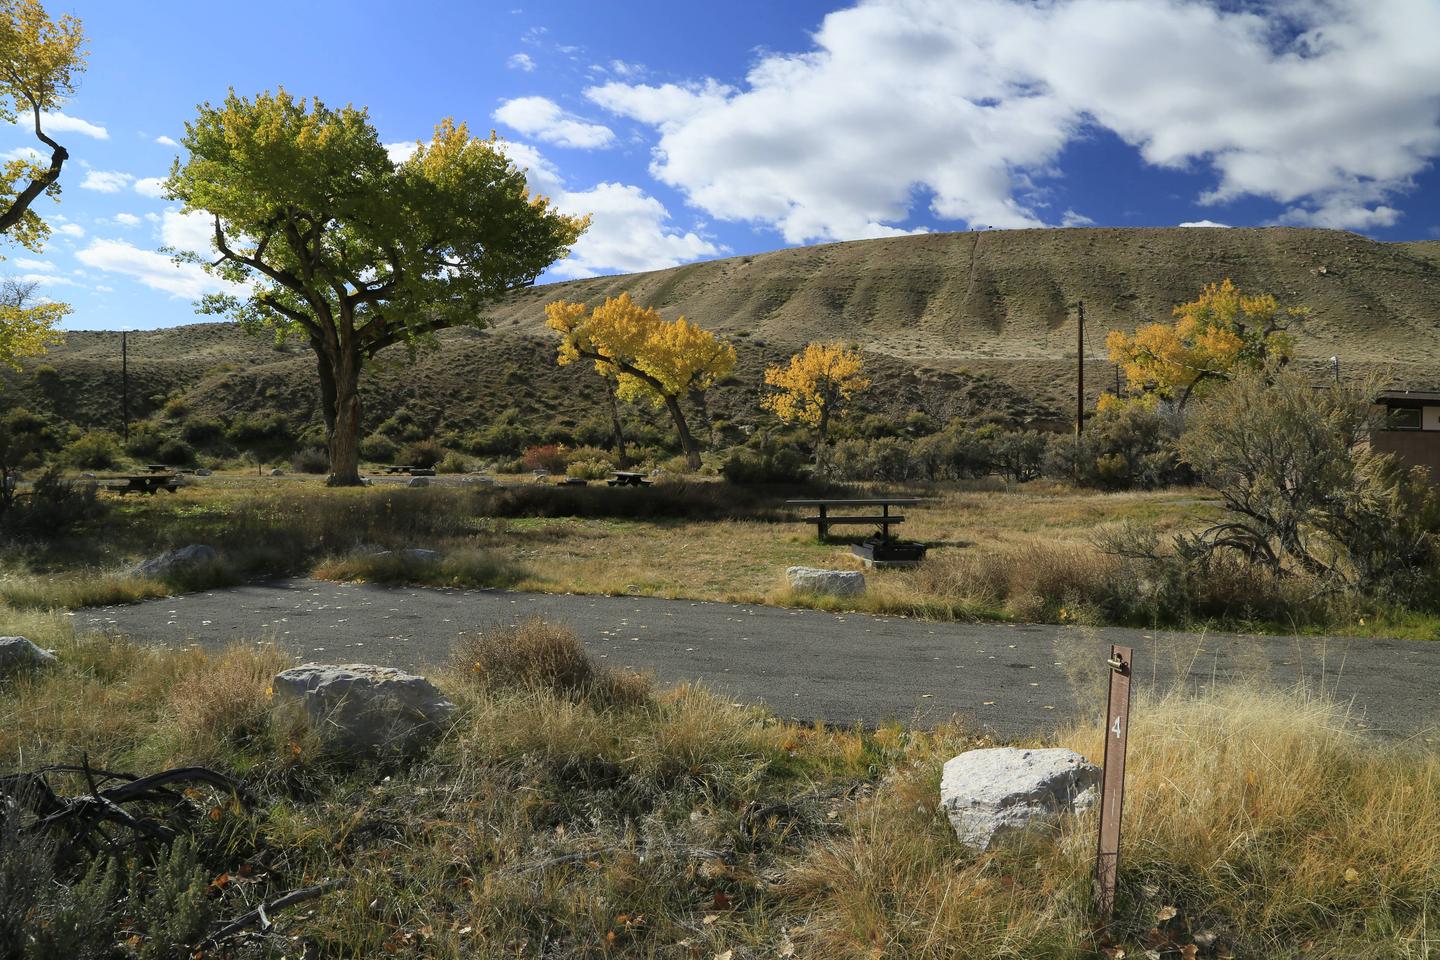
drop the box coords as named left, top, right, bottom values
left=0, top=0, right=87, bottom=367
left=0, top=277, right=64, bottom=368
left=762, top=342, right=869, bottom=472
left=546, top=293, right=735, bottom=470
left=1105, top=279, right=1301, bottom=409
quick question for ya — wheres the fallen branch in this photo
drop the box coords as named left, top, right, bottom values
left=203, top=877, right=350, bottom=945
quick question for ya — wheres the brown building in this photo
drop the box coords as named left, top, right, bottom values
left=1373, top=390, right=1440, bottom=479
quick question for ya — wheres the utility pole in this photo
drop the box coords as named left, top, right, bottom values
left=121, top=329, right=129, bottom=442
left=1076, top=300, right=1085, bottom=436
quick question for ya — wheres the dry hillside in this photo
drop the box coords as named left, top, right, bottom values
left=6, top=226, right=1438, bottom=442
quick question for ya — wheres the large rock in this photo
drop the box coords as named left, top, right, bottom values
left=132, top=544, right=219, bottom=579
left=271, top=664, right=455, bottom=757
left=940, top=747, right=1100, bottom=851
left=407, top=476, right=430, bottom=488
left=0, top=637, right=57, bottom=676
left=786, top=566, right=866, bottom=597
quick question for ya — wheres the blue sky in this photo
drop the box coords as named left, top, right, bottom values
left=4, top=0, right=1439, bottom=331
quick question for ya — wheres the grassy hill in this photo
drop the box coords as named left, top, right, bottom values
left=5, top=226, right=1439, bottom=453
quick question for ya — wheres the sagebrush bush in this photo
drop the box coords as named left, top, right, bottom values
left=359, top=432, right=398, bottom=463
left=62, top=429, right=122, bottom=469
left=399, top=438, right=444, bottom=469
left=290, top=445, right=329, bottom=473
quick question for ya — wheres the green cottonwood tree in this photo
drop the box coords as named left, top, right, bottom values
left=0, top=0, right=86, bottom=368
left=167, top=89, right=587, bottom=485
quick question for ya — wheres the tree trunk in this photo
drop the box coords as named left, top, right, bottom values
left=313, top=338, right=337, bottom=441
left=814, top=404, right=832, bottom=476
left=326, top=352, right=364, bottom=486
left=606, top=379, right=628, bottom=464
left=663, top=393, right=702, bottom=471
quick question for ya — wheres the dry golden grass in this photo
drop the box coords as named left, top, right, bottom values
left=2, top=612, right=1436, bottom=957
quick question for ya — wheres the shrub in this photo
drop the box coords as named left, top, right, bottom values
left=359, top=432, right=398, bottom=463
left=291, top=446, right=330, bottom=474
left=466, top=409, right=530, bottom=455
left=399, top=439, right=444, bottom=469
left=180, top=418, right=225, bottom=446
left=437, top=451, right=470, bottom=474
left=991, top=430, right=1047, bottom=483
left=154, top=437, right=194, bottom=466
left=452, top=618, right=650, bottom=708
left=831, top=437, right=918, bottom=482
left=226, top=413, right=295, bottom=462
left=125, top=422, right=165, bottom=459
left=522, top=444, right=568, bottom=474
left=1179, top=370, right=1440, bottom=604
left=567, top=459, right=613, bottom=480
left=60, top=431, right=120, bottom=469
left=0, top=466, right=109, bottom=539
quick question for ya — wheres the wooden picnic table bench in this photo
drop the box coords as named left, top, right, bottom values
left=607, top=471, right=653, bottom=487
left=378, top=465, right=436, bottom=476
left=785, top=497, right=926, bottom=541
left=144, top=463, right=169, bottom=473
left=101, top=473, right=180, bottom=495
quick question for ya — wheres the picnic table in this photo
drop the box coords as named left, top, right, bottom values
left=607, top=471, right=652, bottom=487
left=785, top=497, right=924, bottom=541
left=377, top=465, right=436, bottom=476
left=102, top=473, right=180, bottom=495
left=144, top=463, right=169, bottom=473
left=786, top=497, right=930, bottom=565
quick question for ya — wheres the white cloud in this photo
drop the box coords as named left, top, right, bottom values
left=1180, top=219, right=1232, bottom=228
left=608, top=59, right=644, bottom=78
left=27, top=111, right=108, bottom=139
left=586, top=79, right=733, bottom=130
left=16, top=271, right=80, bottom=287
left=13, top=257, right=54, bottom=271
left=94, top=284, right=114, bottom=292
left=113, top=212, right=141, bottom=227
left=1, top=145, right=45, bottom=164
left=495, top=140, right=721, bottom=278
left=75, top=239, right=240, bottom=299
left=133, top=177, right=167, bottom=198
left=551, top=182, right=721, bottom=278
left=154, top=135, right=178, bottom=146
left=1061, top=209, right=1095, bottom=227
left=55, top=223, right=84, bottom=238
left=161, top=209, right=215, bottom=255
left=498, top=139, right=565, bottom=197
left=507, top=52, right=536, bottom=72
left=586, top=0, right=1440, bottom=242
left=493, top=96, right=615, bottom=149
left=1276, top=198, right=1402, bottom=231
left=384, top=141, right=419, bottom=164
left=80, top=169, right=133, bottom=193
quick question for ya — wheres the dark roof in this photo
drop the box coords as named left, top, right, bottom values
left=1377, top=390, right=1440, bottom=403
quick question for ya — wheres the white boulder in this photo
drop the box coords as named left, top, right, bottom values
left=271, top=663, right=455, bottom=757
left=195, top=468, right=213, bottom=477
left=786, top=566, right=866, bottom=597
left=132, top=544, right=219, bottom=579
left=940, top=747, right=1100, bottom=851
left=407, top=476, right=430, bottom=488
left=0, top=637, right=57, bottom=676
left=269, top=468, right=285, bottom=476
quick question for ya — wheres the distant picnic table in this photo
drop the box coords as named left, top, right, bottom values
left=101, top=473, right=180, bottom=495
left=607, top=471, right=652, bottom=487
left=377, top=465, right=436, bottom=476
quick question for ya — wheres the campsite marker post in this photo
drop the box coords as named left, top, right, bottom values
left=1095, top=644, right=1133, bottom=923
